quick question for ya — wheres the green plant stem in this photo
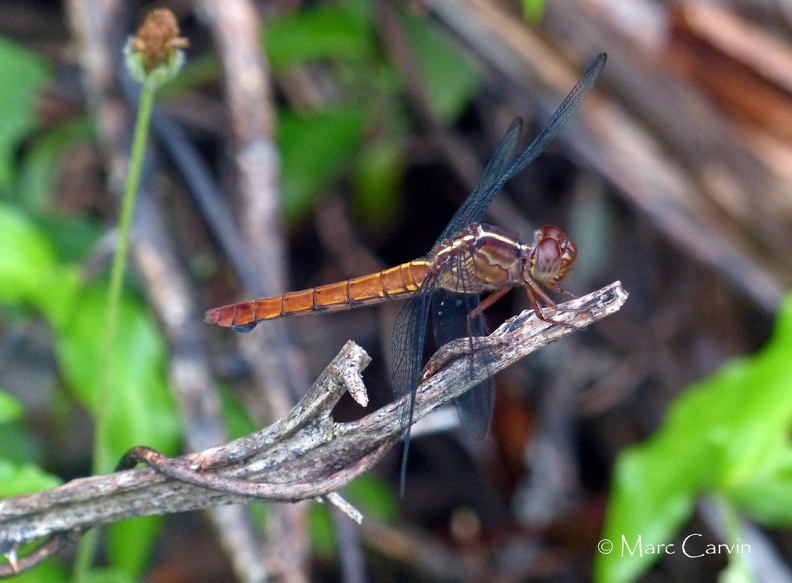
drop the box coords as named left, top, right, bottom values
left=718, top=498, right=754, bottom=582
left=96, top=78, right=157, bottom=474
left=74, top=79, right=158, bottom=582
left=72, top=529, right=98, bottom=583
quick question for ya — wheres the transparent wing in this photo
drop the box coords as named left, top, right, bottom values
left=431, top=251, right=495, bottom=440
left=391, top=271, right=438, bottom=493
left=391, top=53, right=607, bottom=492
left=437, top=53, right=606, bottom=242
left=436, top=118, right=522, bottom=243
left=432, top=290, right=494, bottom=439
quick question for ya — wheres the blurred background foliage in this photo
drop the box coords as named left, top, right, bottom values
left=1, top=0, right=792, bottom=582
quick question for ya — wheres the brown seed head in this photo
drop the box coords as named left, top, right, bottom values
left=130, top=9, right=189, bottom=73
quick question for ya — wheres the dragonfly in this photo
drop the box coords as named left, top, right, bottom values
left=205, top=53, right=606, bottom=490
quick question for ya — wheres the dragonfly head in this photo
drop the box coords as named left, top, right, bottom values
left=526, top=225, right=577, bottom=284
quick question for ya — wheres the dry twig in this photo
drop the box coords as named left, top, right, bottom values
left=0, top=281, right=626, bottom=575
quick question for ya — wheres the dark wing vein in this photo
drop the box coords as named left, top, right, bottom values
left=437, top=53, right=606, bottom=242
left=391, top=53, right=607, bottom=492
left=431, top=251, right=494, bottom=440
left=391, top=271, right=438, bottom=494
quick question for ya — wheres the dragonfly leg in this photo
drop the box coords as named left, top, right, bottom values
left=468, top=287, right=511, bottom=319
left=525, top=282, right=588, bottom=330
left=546, top=282, right=578, bottom=300
left=463, top=289, right=514, bottom=369
left=525, top=283, right=555, bottom=321
left=420, top=289, right=508, bottom=385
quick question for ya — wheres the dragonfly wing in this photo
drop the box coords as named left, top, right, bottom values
left=454, top=375, right=495, bottom=440
left=431, top=249, right=495, bottom=439
left=436, top=118, right=523, bottom=243
left=437, top=53, right=606, bottom=240
left=391, top=271, right=437, bottom=492
left=432, top=289, right=495, bottom=439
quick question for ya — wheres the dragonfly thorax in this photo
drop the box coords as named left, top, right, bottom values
left=430, top=224, right=527, bottom=292
left=431, top=223, right=576, bottom=293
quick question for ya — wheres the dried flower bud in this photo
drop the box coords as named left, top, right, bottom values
left=125, top=9, right=188, bottom=86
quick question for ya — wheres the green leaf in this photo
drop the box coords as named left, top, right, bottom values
left=73, top=567, right=136, bottom=583
left=17, top=116, right=95, bottom=214
left=0, top=419, right=43, bottom=465
left=55, top=283, right=180, bottom=462
left=0, top=203, right=56, bottom=299
left=0, top=37, right=49, bottom=193
left=0, top=203, right=80, bottom=324
left=596, top=293, right=792, bottom=583
left=345, top=473, right=399, bottom=522
left=33, top=215, right=103, bottom=264
left=218, top=383, right=258, bottom=439
left=279, top=107, right=367, bottom=224
left=0, top=205, right=176, bottom=580
left=0, top=389, right=22, bottom=422
left=0, top=459, right=61, bottom=497
left=520, top=0, right=547, bottom=22
left=399, top=13, right=481, bottom=123
left=352, top=135, right=403, bottom=224
left=53, top=283, right=179, bottom=580
left=725, top=449, right=792, bottom=524
left=308, top=502, right=337, bottom=559
left=106, top=517, right=164, bottom=581
left=264, top=6, right=372, bottom=70
left=4, top=555, right=68, bottom=583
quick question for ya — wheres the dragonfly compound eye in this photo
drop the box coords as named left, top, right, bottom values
left=530, top=226, right=576, bottom=283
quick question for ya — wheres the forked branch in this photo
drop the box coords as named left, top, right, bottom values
left=0, top=281, right=626, bottom=576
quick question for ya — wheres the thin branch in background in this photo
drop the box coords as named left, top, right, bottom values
left=194, top=5, right=311, bottom=576
left=64, top=2, right=270, bottom=581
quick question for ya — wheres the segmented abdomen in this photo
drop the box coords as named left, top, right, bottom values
left=204, top=260, right=431, bottom=332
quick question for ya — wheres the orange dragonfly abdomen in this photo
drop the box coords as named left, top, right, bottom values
left=204, top=260, right=432, bottom=332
